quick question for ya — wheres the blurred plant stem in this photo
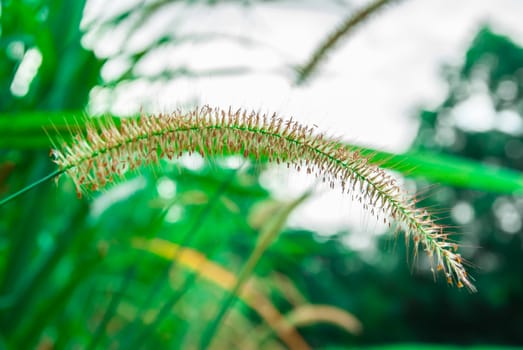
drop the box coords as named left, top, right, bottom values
left=296, top=0, right=402, bottom=85
left=120, top=166, right=243, bottom=348
left=200, top=190, right=311, bottom=349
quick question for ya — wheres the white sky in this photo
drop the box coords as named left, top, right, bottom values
left=83, top=0, right=523, bottom=242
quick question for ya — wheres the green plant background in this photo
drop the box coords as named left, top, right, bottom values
left=0, top=1, right=522, bottom=349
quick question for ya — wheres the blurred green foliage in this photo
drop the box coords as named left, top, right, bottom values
left=408, top=27, right=523, bottom=343
left=1, top=0, right=522, bottom=349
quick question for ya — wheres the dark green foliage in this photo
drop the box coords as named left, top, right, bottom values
left=408, top=28, right=523, bottom=343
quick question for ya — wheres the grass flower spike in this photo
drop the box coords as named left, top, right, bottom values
left=52, top=105, right=476, bottom=292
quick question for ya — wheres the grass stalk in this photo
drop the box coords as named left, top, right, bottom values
left=0, top=169, right=63, bottom=207
left=199, top=191, right=311, bottom=349
left=296, top=0, right=402, bottom=84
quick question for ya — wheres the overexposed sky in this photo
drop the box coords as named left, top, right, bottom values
left=85, top=0, right=523, bottom=150
left=83, top=0, right=523, bottom=240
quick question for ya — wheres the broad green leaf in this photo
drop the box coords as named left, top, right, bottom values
left=1, top=111, right=522, bottom=194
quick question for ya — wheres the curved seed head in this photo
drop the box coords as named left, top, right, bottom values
left=52, top=105, right=476, bottom=292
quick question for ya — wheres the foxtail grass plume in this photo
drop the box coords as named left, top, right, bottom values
left=52, top=105, right=476, bottom=291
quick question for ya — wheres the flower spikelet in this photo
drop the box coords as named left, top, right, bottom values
left=52, top=105, right=476, bottom=291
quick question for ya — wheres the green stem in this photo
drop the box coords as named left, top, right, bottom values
left=199, top=191, right=310, bottom=350
left=86, top=267, right=136, bottom=350
left=0, top=169, right=63, bottom=207
left=198, top=242, right=265, bottom=349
